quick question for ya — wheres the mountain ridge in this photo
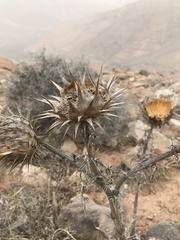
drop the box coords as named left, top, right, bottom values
left=27, top=0, right=180, bottom=74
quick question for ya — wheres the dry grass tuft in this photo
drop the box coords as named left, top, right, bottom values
left=0, top=178, right=77, bottom=239
left=0, top=181, right=56, bottom=239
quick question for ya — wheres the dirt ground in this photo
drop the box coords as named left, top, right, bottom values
left=123, top=165, right=180, bottom=235
left=0, top=148, right=179, bottom=238
left=95, top=150, right=180, bottom=236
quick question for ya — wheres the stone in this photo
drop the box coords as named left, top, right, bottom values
left=139, top=69, right=149, bottom=76
left=169, top=82, right=180, bottom=94
left=61, top=139, right=78, bottom=155
left=121, top=145, right=140, bottom=169
left=155, top=89, right=174, bottom=98
left=58, top=194, right=115, bottom=240
left=155, top=89, right=179, bottom=105
left=128, top=120, right=149, bottom=141
left=145, top=222, right=180, bottom=240
left=152, top=130, right=172, bottom=154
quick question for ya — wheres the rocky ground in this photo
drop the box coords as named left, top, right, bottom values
left=0, top=58, right=180, bottom=239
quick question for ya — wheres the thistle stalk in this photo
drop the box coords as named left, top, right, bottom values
left=83, top=126, right=126, bottom=239
left=130, top=125, right=154, bottom=238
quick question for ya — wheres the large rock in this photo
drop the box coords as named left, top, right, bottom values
left=145, top=222, right=180, bottom=240
left=128, top=120, right=149, bottom=141
left=58, top=194, right=115, bottom=240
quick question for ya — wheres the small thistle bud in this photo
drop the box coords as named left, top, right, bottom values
left=38, top=70, right=124, bottom=137
left=0, top=112, right=39, bottom=171
left=143, top=98, right=173, bottom=127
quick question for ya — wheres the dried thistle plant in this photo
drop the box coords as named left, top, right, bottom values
left=0, top=110, right=41, bottom=171
left=38, top=69, right=124, bottom=138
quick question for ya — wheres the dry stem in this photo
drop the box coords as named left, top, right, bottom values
left=130, top=125, right=154, bottom=238
left=115, top=145, right=180, bottom=192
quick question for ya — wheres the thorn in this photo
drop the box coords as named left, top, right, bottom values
left=51, top=80, right=63, bottom=93
left=62, top=124, right=71, bottom=139
left=75, top=81, right=83, bottom=100
left=93, top=119, right=104, bottom=132
left=85, top=118, right=95, bottom=130
left=87, top=69, right=96, bottom=87
left=106, top=75, right=117, bottom=90
left=56, top=68, right=68, bottom=84
left=109, top=102, right=125, bottom=107
left=49, top=95, right=61, bottom=101
left=48, top=120, right=62, bottom=131
left=104, top=113, right=118, bottom=117
left=111, top=88, right=125, bottom=99
left=74, top=122, right=81, bottom=138
left=98, top=63, right=104, bottom=82
left=78, top=116, right=82, bottom=122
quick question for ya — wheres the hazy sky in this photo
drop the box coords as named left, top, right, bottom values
left=0, top=0, right=137, bottom=58
left=0, top=0, right=137, bottom=23
left=0, top=0, right=137, bottom=39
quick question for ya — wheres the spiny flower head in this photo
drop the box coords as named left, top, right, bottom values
left=38, top=70, right=124, bottom=137
left=0, top=110, right=40, bottom=171
left=143, top=98, right=173, bottom=127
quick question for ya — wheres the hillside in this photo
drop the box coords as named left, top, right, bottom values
left=0, top=0, right=135, bottom=58
left=28, top=0, right=180, bottom=74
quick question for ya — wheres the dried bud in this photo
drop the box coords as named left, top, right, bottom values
left=38, top=70, right=124, bottom=137
left=0, top=112, right=39, bottom=171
